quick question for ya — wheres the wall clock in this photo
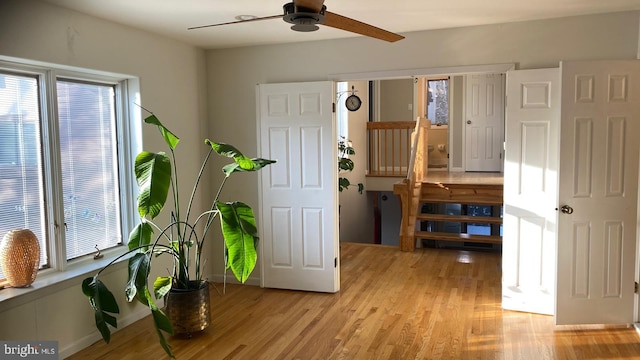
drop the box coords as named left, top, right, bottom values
left=345, top=94, right=362, bottom=111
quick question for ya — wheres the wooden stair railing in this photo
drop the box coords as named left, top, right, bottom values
left=392, top=118, right=430, bottom=251
left=366, top=121, right=416, bottom=177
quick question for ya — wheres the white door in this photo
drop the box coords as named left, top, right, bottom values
left=556, top=60, right=640, bottom=324
left=257, top=81, right=340, bottom=293
left=503, top=68, right=560, bottom=315
left=465, top=73, right=505, bottom=172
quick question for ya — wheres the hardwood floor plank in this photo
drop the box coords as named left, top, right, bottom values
left=68, top=243, right=640, bottom=359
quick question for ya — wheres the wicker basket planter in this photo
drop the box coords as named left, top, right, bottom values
left=0, top=229, right=40, bottom=287
left=164, top=280, right=210, bottom=335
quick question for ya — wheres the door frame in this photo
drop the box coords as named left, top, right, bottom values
left=330, top=62, right=640, bottom=323
left=330, top=63, right=514, bottom=174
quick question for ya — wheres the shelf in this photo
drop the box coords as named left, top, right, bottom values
left=416, top=214, right=503, bottom=224
left=420, top=183, right=503, bottom=206
left=415, top=231, right=502, bottom=244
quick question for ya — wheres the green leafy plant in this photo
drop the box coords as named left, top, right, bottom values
left=338, top=136, right=363, bottom=194
left=81, top=111, right=275, bottom=357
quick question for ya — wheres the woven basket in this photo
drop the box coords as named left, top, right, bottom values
left=0, top=229, right=40, bottom=287
left=165, top=281, right=210, bottom=335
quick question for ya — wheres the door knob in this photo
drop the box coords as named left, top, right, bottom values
left=560, top=205, right=574, bottom=214
left=466, top=120, right=472, bottom=124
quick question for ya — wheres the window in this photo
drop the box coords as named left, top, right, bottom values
left=0, top=73, right=48, bottom=274
left=336, top=81, right=349, bottom=140
left=0, top=59, right=138, bottom=281
left=57, top=79, right=122, bottom=260
left=426, top=78, right=449, bottom=125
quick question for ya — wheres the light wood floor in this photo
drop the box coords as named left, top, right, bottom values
left=69, top=243, right=640, bottom=359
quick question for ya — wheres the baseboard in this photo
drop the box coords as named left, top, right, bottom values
left=60, top=275, right=258, bottom=358
left=59, top=307, right=153, bottom=359
left=207, top=273, right=260, bottom=287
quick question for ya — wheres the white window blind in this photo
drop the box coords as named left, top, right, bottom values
left=0, top=72, right=49, bottom=279
left=56, top=79, right=122, bottom=260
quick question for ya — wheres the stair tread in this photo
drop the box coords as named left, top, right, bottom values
left=419, top=198, right=503, bottom=205
left=414, top=231, right=502, bottom=244
left=416, top=214, right=503, bottom=224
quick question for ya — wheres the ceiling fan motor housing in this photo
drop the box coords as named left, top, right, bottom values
left=283, top=2, right=327, bottom=32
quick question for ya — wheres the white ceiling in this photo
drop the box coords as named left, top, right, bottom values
left=42, top=0, right=640, bottom=50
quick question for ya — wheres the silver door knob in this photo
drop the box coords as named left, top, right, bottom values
left=560, top=205, right=574, bottom=214
left=466, top=120, right=472, bottom=124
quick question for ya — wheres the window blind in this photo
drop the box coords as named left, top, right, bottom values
left=56, top=79, right=122, bottom=260
left=0, top=72, right=48, bottom=279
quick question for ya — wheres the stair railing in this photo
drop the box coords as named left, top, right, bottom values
left=393, top=117, right=430, bottom=251
left=366, top=121, right=416, bottom=177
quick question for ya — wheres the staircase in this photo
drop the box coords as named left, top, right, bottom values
left=368, top=117, right=504, bottom=251
left=387, top=117, right=503, bottom=251
left=414, top=182, right=503, bottom=247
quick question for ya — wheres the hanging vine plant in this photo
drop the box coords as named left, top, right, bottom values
left=338, top=136, right=364, bottom=194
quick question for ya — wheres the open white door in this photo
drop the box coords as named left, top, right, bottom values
left=556, top=60, right=640, bottom=324
left=257, top=81, right=340, bottom=293
left=503, top=68, right=561, bottom=315
left=465, top=73, right=504, bottom=172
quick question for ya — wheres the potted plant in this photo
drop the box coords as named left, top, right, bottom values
left=338, top=136, right=363, bottom=194
left=81, top=110, right=275, bottom=357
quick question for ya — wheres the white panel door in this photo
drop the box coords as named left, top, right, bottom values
left=257, top=81, right=339, bottom=293
left=465, top=73, right=505, bottom=172
left=556, top=60, right=640, bottom=324
left=503, top=68, right=560, bottom=315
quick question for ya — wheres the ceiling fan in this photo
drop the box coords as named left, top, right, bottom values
left=188, top=0, right=404, bottom=43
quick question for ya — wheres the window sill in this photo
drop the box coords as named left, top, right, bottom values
left=0, top=252, right=130, bottom=313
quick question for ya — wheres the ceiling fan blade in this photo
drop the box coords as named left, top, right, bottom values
left=293, top=0, right=325, bottom=13
left=188, top=14, right=283, bottom=30
left=324, top=11, right=404, bottom=42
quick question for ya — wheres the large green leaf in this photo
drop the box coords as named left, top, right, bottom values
left=128, top=221, right=154, bottom=251
left=222, top=158, right=277, bottom=176
left=148, top=292, right=174, bottom=357
left=153, top=276, right=172, bottom=299
left=125, top=253, right=151, bottom=303
left=207, top=141, right=255, bottom=170
left=338, top=158, right=354, bottom=171
left=139, top=285, right=174, bottom=357
left=82, top=277, right=120, bottom=343
left=217, top=201, right=258, bottom=283
left=144, top=114, right=180, bottom=150
left=135, top=151, right=171, bottom=219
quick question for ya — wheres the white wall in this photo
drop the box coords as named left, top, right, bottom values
left=0, top=0, right=207, bottom=357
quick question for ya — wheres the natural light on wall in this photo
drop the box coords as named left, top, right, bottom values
left=337, top=81, right=348, bottom=140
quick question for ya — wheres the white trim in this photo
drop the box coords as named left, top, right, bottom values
left=461, top=75, right=467, bottom=171
left=0, top=55, right=133, bottom=80
left=60, top=304, right=151, bottom=358
left=0, top=252, right=130, bottom=311
left=448, top=76, right=455, bottom=170
left=0, top=56, right=142, bottom=309
left=328, top=63, right=516, bottom=81
left=208, top=273, right=261, bottom=288
left=637, top=16, right=640, bottom=60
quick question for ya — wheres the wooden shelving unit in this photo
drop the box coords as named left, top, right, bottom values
left=415, top=182, right=503, bottom=245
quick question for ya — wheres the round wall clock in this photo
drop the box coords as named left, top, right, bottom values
left=345, top=94, right=362, bottom=111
